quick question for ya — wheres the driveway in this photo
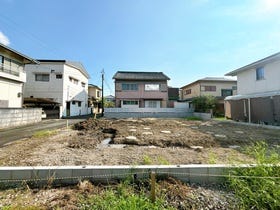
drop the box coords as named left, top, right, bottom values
left=0, top=116, right=89, bottom=147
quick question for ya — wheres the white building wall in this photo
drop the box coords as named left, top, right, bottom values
left=62, top=65, right=89, bottom=117
left=24, top=63, right=64, bottom=103
left=0, top=79, right=23, bottom=107
left=237, top=60, right=280, bottom=95
left=24, top=62, right=89, bottom=117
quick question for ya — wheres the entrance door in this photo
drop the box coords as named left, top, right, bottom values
left=66, top=102, right=70, bottom=117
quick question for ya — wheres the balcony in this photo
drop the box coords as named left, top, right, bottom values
left=0, top=63, right=26, bottom=83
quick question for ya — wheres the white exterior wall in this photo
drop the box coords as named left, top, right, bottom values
left=237, top=60, right=280, bottom=95
left=0, top=79, right=23, bottom=107
left=24, top=63, right=64, bottom=103
left=0, top=49, right=27, bottom=108
left=62, top=65, right=89, bottom=117
left=24, top=62, right=89, bottom=117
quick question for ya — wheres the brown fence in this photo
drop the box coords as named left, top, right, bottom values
left=225, top=95, right=280, bottom=125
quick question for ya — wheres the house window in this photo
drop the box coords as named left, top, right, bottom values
left=122, top=83, right=138, bottom=91
left=78, top=101, right=81, bottom=107
left=72, top=101, right=76, bottom=105
left=185, top=89, right=191, bottom=95
left=0, top=55, right=3, bottom=71
left=221, top=89, right=233, bottom=97
left=201, top=85, right=216, bottom=92
left=145, top=100, right=159, bottom=108
left=256, top=67, right=264, bottom=80
left=56, top=74, right=63, bottom=79
left=81, top=82, right=86, bottom=87
left=35, top=74, right=50, bottom=82
left=97, top=90, right=100, bottom=97
left=123, top=100, right=139, bottom=105
left=69, top=77, right=78, bottom=84
left=145, top=84, right=160, bottom=91
left=232, top=86, right=237, bottom=90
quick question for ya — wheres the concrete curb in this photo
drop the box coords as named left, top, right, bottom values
left=0, top=164, right=262, bottom=188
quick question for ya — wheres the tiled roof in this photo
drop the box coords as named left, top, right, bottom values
left=113, top=71, right=170, bottom=80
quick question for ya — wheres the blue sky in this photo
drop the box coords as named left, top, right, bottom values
left=1, top=0, right=280, bottom=95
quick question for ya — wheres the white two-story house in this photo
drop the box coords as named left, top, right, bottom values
left=0, top=43, right=38, bottom=108
left=225, top=52, right=280, bottom=125
left=24, top=60, right=90, bottom=118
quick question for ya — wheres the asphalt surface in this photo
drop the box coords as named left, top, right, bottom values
left=0, top=116, right=90, bottom=147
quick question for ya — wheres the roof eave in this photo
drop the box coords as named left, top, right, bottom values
left=225, top=51, right=280, bottom=76
left=0, top=43, right=39, bottom=64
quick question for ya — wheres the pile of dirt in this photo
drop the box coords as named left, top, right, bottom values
left=72, top=118, right=218, bottom=149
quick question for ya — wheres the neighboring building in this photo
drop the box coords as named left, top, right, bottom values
left=24, top=60, right=90, bottom=118
left=88, top=84, right=102, bottom=114
left=105, top=94, right=115, bottom=103
left=167, top=87, right=179, bottom=108
left=180, top=77, right=237, bottom=114
left=0, top=43, right=38, bottom=108
left=225, top=52, right=280, bottom=125
left=113, top=71, right=170, bottom=108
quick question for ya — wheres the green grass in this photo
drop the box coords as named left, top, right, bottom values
left=213, top=116, right=227, bottom=121
left=32, top=130, right=56, bottom=138
left=78, top=181, right=174, bottom=210
left=227, top=141, right=280, bottom=210
left=185, top=116, right=202, bottom=121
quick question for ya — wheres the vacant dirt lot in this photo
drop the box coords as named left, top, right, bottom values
left=0, top=118, right=279, bottom=166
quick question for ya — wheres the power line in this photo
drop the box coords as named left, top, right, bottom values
left=0, top=14, right=63, bottom=58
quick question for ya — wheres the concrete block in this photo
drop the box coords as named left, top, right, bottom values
left=12, top=169, right=32, bottom=180
left=189, top=166, right=208, bottom=184
left=0, top=170, right=12, bottom=180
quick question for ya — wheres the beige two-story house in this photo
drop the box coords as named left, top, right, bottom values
left=0, top=43, right=38, bottom=108
left=225, top=52, right=280, bottom=125
left=113, top=71, right=170, bottom=108
left=88, top=84, right=102, bottom=113
left=180, top=77, right=237, bottom=113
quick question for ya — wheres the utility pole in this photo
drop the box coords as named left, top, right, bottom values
left=101, top=69, right=104, bottom=117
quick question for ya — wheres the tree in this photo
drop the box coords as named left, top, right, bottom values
left=192, top=95, right=217, bottom=113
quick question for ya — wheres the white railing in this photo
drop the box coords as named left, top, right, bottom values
left=0, top=63, right=23, bottom=76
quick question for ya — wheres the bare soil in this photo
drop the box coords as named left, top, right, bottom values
left=0, top=118, right=279, bottom=209
left=0, top=118, right=279, bottom=166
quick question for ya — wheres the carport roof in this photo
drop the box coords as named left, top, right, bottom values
left=24, top=98, right=60, bottom=104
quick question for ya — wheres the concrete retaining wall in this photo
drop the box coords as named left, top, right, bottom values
left=193, top=112, right=212, bottom=120
left=0, top=108, right=42, bottom=129
left=0, top=165, right=262, bottom=188
left=104, top=108, right=192, bottom=118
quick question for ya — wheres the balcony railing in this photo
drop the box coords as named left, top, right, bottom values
left=0, top=63, right=22, bottom=76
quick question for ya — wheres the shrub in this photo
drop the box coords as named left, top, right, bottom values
left=227, top=142, right=280, bottom=209
left=192, top=95, right=217, bottom=113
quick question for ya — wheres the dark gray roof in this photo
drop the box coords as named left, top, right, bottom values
left=225, top=52, right=280, bottom=76
left=113, top=71, right=170, bottom=81
left=0, top=43, right=39, bottom=64
left=37, top=59, right=90, bottom=79
left=181, top=77, right=236, bottom=89
left=88, top=84, right=101, bottom=90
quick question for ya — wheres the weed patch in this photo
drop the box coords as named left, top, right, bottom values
left=32, top=130, right=56, bottom=138
left=227, top=141, right=280, bottom=209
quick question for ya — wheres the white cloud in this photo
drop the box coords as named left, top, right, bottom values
left=0, top=31, right=10, bottom=45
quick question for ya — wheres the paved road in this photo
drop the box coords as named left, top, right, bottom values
left=0, top=117, right=89, bottom=147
